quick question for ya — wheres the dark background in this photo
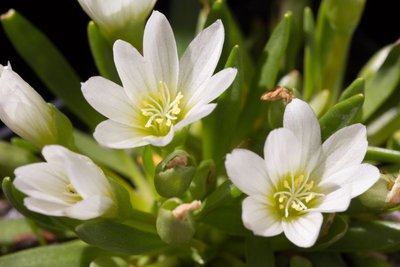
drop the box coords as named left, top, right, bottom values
left=0, top=0, right=398, bottom=136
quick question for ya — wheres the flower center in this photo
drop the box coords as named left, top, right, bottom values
left=64, top=183, right=82, bottom=201
left=140, top=82, right=183, bottom=131
left=273, top=174, right=324, bottom=218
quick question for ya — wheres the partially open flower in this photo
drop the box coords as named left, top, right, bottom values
left=0, top=64, right=56, bottom=148
left=225, top=99, right=380, bottom=248
left=13, top=145, right=114, bottom=220
left=82, top=11, right=237, bottom=148
left=77, top=0, right=156, bottom=44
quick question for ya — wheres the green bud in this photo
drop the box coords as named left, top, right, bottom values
left=154, top=150, right=196, bottom=198
left=190, top=160, right=216, bottom=200
left=358, top=174, right=399, bottom=210
left=156, top=198, right=200, bottom=245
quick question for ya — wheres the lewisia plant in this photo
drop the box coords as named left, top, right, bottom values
left=0, top=64, right=57, bottom=148
left=13, top=145, right=114, bottom=220
left=82, top=11, right=237, bottom=148
left=225, top=99, right=380, bottom=247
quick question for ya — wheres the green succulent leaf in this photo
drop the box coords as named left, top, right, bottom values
left=0, top=241, right=108, bottom=267
left=246, top=236, right=275, bottom=267
left=87, top=22, right=120, bottom=83
left=361, top=43, right=400, bottom=122
left=75, top=220, right=165, bottom=255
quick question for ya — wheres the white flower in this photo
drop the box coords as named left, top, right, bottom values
left=0, top=64, right=56, bottom=147
left=225, top=99, right=380, bottom=248
left=82, top=11, right=237, bottom=148
left=13, top=145, right=114, bottom=220
left=77, top=0, right=156, bottom=38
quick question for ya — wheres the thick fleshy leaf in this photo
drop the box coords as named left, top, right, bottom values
left=236, top=12, right=292, bottom=140
left=0, top=240, right=107, bottom=267
left=113, top=40, right=157, bottom=102
left=242, top=197, right=283, bottom=237
left=319, top=94, right=364, bottom=140
left=82, top=76, right=137, bottom=124
left=0, top=141, right=38, bottom=178
left=87, top=22, right=120, bottom=82
left=316, top=124, right=367, bottom=180
left=93, top=120, right=148, bottom=149
left=328, top=220, right=400, bottom=252
left=264, top=128, right=302, bottom=184
left=361, top=43, right=400, bottom=121
left=225, top=149, right=270, bottom=196
left=320, top=164, right=380, bottom=198
left=178, top=20, right=224, bottom=97
left=282, top=212, right=323, bottom=248
left=144, top=11, right=179, bottom=91
left=75, top=220, right=166, bottom=255
left=246, top=236, right=275, bottom=267
left=283, top=99, right=321, bottom=171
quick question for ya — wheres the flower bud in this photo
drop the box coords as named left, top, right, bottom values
left=77, top=0, right=156, bottom=46
left=358, top=174, right=398, bottom=210
left=0, top=64, right=56, bottom=148
left=156, top=198, right=200, bottom=245
left=0, top=64, right=74, bottom=149
left=154, top=150, right=196, bottom=198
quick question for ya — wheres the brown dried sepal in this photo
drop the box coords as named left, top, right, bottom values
left=261, top=86, right=293, bottom=103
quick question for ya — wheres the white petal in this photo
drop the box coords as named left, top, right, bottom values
left=283, top=99, right=321, bottom=171
left=174, top=104, right=217, bottom=130
left=113, top=40, right=157, bottom=102
left=282, top=212, right=323, bottom=248
left=225, top=149, right=270, bottom=196
left=264, top=128, right=302, bottom=185
left=320, top=164, right=379, bottom=198
left=142, top=127, right=175, bottom=147
left=0, top=66, right=54, bottom=145
left=144, top=11, right=179, bottom=91
left=187, top=68, right=237, bottom=108
left=14, top=163, right=69, bottom=204
left=311, top=184, right=351, bottom=212
left=60, top=148, right=112, bottom=198
left=64, top=196, right=114, bottom=220
left=0, top=66, right=49, bottom=114
left=81, top=76, right=138, bottom=124
left=24, top=197, right=69, bottom=217
left=316, top=124, right=367, bottom=180
left=242, top=197, right=283, bottom=236
left=178, top=20, right=224, bottom=97
left=94, top=120, right=149, bottom=149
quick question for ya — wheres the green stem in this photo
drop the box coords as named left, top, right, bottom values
left=122, top=155, right=155, bottom=209
left=365, top=146, right=400, bottom=164
left=27, top=219, right=46, bottom=246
